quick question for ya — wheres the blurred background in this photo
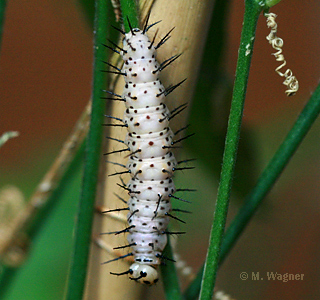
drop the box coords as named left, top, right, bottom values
left=1, top=0, right=320, bottom=299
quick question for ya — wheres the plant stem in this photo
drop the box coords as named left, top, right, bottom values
left=185, top=80, right=320, bottom=299
left=220, top=81, right=320, bottom=263
left=78, top=0, right=95, bottom=28
left=198, top=1, right=261, bottom=299
left=160, top=235, right=183, bottom=300
left=0, top=0, right=7, bottom=49
left=120, top=0, right=139, bottom=30
left=64, top=0, right=110, bottom=299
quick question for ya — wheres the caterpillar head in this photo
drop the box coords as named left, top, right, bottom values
left=129, top=263, right=159, bottom=285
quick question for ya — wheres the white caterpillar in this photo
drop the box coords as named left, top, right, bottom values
left=104, top=18, right=189, bottom=285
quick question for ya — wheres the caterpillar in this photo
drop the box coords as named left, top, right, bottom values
left=102, top=16, right=191, bottom=285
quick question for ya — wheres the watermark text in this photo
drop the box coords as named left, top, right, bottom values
left=240, top=272, right=304, bottom=282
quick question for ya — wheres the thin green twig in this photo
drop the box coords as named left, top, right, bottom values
left=0, top=0, right=7, bottom=49
left=185, top=1, right=320, bottom=298
left=160, top=235, right=183, bottom=300
left=78, top=0, right=95, bottom=27
left=64, top=0, right=110, bottom=299
left=220, top=81, right=320, bottom=263
left=198, top=1, right=262, bottom=299
left=120, top=0, right=139, bottom=30
left=184, top=81, right=320, bottom=300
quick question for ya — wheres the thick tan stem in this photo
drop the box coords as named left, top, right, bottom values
left=85, top=1, right=214, bottom=299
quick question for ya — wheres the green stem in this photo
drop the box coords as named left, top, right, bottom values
left=64, top=1, right=110, bottom=299
left=266, top=0, right=282, bottom=7
left=199, top=2, right=261, bottom=299
left=185, top=82, right=320, bottom=300
left=160, top=235, right=183, bottom=300
left=220, top=81, right=320, bottom=263
left=78, top=0, right=95, bottom=28
left=0, top=0, right=7, bottom=49
left=120, top=0, right=139, bottom=30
